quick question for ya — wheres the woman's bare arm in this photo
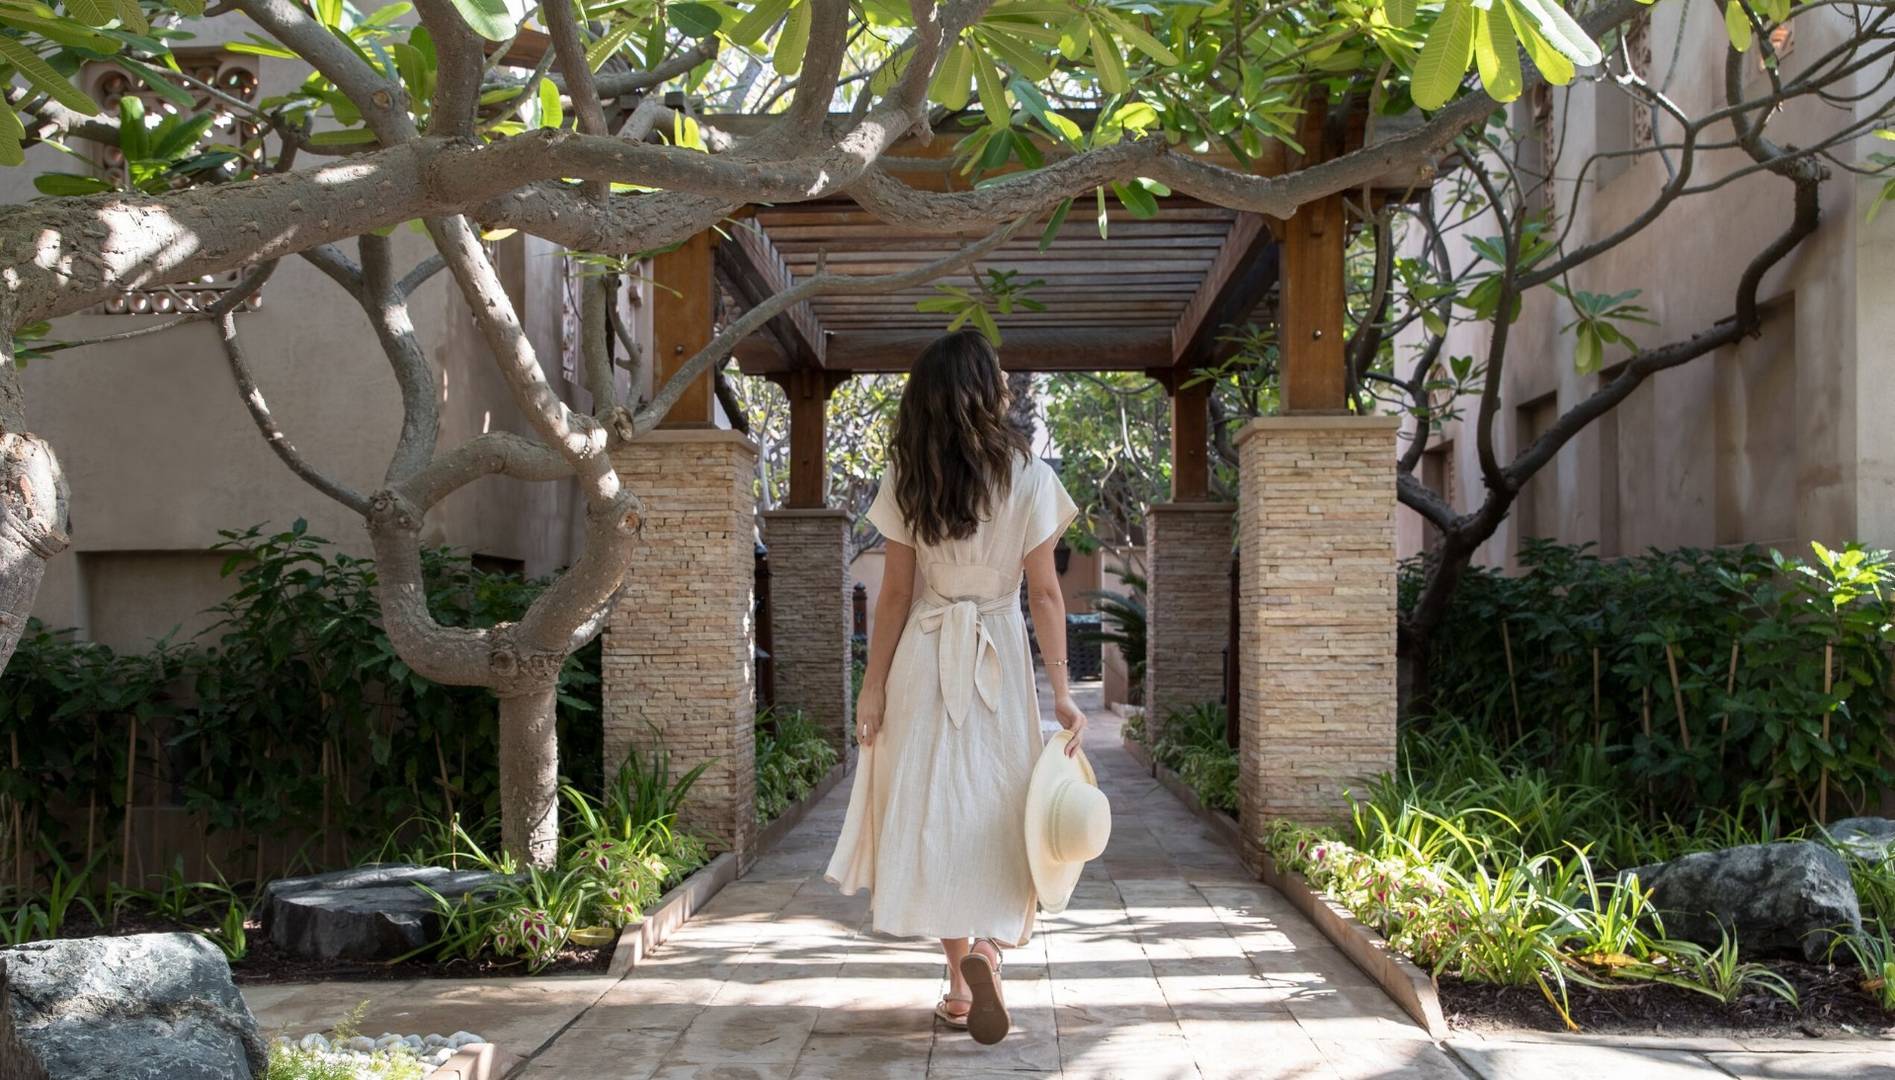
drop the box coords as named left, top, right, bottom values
left=1025, top=535, right=1088, bottom=753
left=856, top=539, right=916, bottom=746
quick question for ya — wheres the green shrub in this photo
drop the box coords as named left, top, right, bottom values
left=755, top=708, right=839, bottom=825
left=0, top=522, right=603, bottom=894
left=1406, top=540, right=1895, bottom=820
left=1152, top=703, right=1237, bottom=813
left=417, top=745, right=711, bottom=973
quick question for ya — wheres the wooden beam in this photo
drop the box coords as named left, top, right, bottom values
left=769, top=369, right=841, bottom=508
left=1169, top=213, right=1279, bottom=366
left=779, top=327, right=1172, bottom=374
left=1277, top=103, right=1350, bottom=413
left=717, top=222, right=827, bottom=367
left=1171, top=377, right=1210, bottom=501
left=651, top=230, right=717, bottom=427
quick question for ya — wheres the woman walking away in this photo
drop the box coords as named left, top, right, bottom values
left=825, top=329, right=1086, bottom=1046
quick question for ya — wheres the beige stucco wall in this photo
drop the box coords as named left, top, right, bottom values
left=1395, top=4, right=1894, bottom=566
left=4, top=32, right=594, bottom=652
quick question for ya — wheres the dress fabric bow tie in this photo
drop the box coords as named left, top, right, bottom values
left=916, top=592, right=1016, bottom=730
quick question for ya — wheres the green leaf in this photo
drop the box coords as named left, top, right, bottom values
left=1039, top=196, right=1072, bottom=252
left=536, top=77, right=563, bottom=129
left=1723, top=0, right=1753, bottom=52
left=0, top=10, right=118, bottom=51
left=1504, top=0, right=1574, bottom=84
left=928, top=41, right=973, bottom=110
left=588, top=21, right=638, bottom=69
left=1385, top=0, right=1417, bottom=29
left=0, top=37, right=99, bottom=115
left=112, top=0, right=146, bottom=34
left=115, top=58, right=195, bottom=109
left=669, top=1, right=721, bottom=39
left=1097, top=9, right=1177, bottom=65
left=1111, top=179, right=1158, bottom=218
left=1056, top=15, right=1088, bottom=61
left=117, top=94, right=147, bottom=161
left=972, top=42, right=1010, bottom=127
left=773, top=0, right=808, bottom=76
left=1510, top=0, right=1602, bottom=68
left=1573, top=323, right=1602, bottom=374
left=728, top=0, right=789, bottom=47
left=1412, top=0, right=1475, bottom=111
left=1094, top=184, right=1108, bottom=239
left=306, top=127, right=380, bottom=146
left=446, top=0, right=517, bottom=42
left=63, top=0, right=114, bottom=28
left=1088, top=17, right=1127, bottom=95
left=1474, top=6, right=1522, bottom=103
left=33, top=171, right=114, bottom=195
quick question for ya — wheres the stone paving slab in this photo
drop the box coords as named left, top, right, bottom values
left=247, top=682, right=1892, bottom=1079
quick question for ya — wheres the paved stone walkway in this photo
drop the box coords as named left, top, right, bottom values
left=513, top=689, right=1459, bottom=1079
left=248, top=685, right=1895, bottom=1078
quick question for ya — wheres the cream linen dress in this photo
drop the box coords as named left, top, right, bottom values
left=825, top=454, right=1078, bottom=945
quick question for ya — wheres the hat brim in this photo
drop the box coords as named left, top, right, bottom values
left=1024, top=730, right=1099, bottom=916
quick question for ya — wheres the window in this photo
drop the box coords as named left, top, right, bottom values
left=1515, top=395, right=1561, bottom=548
left=1592, top=12, right=1654, bottom=188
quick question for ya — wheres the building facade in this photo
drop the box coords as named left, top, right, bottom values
left=1396, top=3, right=1895, bottom=566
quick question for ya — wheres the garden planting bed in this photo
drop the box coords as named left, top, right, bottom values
left=1438, top=963, right=1893, bottom=1037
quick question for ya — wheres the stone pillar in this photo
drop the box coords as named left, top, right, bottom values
left=761, top=508, right=853, bottom=758
left=1144, top=502, right=1235, bottom=742
left=1236, top=416, right=1399, bottom=863
left=605, top=429, right=759, bottom=862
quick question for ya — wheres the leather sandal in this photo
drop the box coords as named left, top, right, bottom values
left=959, top=938, right=1010, bottom=1045
left=934, top=992, right=972, bottom=1029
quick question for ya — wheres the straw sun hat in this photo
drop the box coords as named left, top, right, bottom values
left=1024, top=730, right=1112, bottom=915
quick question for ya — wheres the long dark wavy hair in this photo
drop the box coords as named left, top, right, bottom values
left=887, top=330, right=1029, bottom=546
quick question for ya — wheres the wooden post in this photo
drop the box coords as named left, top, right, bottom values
left=651, top=231, right=718, bottom=427
left=1278, top=102, right=1349, bottom=414
left=773, top=369, right=841, bottom=509
left=1171, top=376, right=1210, bottom=501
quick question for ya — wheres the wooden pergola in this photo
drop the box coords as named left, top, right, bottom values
left=644, top=106, right=1414, bottom=506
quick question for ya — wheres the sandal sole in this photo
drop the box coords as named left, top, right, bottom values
left=958, top=952, right=1010, bottom=1045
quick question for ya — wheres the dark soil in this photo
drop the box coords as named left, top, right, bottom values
left=1439, top=962, right=1895, bottom=1039
left=47, top=907, right=614, bottom=984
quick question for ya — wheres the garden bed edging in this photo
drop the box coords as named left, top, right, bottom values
left=1143, top=756, right=1448, bottom=1041
left=606, top=758, right=849, bottom=980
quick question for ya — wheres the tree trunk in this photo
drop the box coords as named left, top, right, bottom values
left=498, top=684, right=560, bottom=869
left=0, top=431, right=69, bottom=675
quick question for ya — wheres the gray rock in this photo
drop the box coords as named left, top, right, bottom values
left=1827, top=816, right=1895, bottom=861
left=1, top=933, right=267, bottom=1080
left=1623, top=841, right=1862, bottom=962
left=261, top=864, right=512, bottom=961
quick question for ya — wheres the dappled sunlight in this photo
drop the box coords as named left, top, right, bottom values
left=468, top=685, right=1449, bottom=1076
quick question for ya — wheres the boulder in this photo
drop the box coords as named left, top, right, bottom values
left=1827, top=816, right=1895, bottom=862
left=1623, top=841, right=1862, bottom=962
left=1, top=933, right=267, bottom=1080
left=262, top=863, right=512, bottom=961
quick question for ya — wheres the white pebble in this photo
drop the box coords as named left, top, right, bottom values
left=298, top=1033, right=329, bottom=1051
left=426, top=1047, right=453, bottom=1065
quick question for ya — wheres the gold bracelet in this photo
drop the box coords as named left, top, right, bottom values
left=1045, top=658, right=1068, bottom=668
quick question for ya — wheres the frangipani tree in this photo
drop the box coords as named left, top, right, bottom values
left=0, top=0, right=1865, bottom=863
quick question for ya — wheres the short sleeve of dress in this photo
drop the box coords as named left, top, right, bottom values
left=866, top=475, right=911, bottom=546
left=1024, top=461, right=1079, bottom=554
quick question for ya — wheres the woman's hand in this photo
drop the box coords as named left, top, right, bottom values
left=856, top=684, right=886, bottom=747
left=1053, top=693, right=1087, bottom=756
